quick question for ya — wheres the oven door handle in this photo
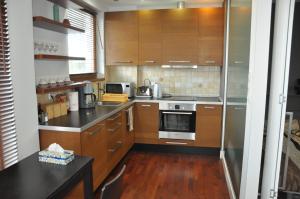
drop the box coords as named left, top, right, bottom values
left=162, top=112, right=193, bottom=115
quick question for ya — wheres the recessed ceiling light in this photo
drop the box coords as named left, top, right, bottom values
left=177, top=1, right=186, bottom=9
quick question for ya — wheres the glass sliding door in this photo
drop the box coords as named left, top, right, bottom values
left=224, top=0, right=252, bottom=195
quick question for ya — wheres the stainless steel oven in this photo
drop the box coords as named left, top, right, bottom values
left=159, top=102, right=196, bottom=140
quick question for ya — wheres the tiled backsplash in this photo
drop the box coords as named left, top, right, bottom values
left=106, top=66, right=221, bottom=97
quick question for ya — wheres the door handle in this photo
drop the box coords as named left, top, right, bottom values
left=168, top=60, right=191, bottom=63
left=162, top=112, right=193, bottom=115
left=114, top=61, right=133, bottom=64
left=141, top=104, right=151, bottom=107
left=144, top=60, right=156, bottom=63
left=204, top=106, right=216, bottom=109
left=107, top=122, right=122, bottom=133
left=205, top=60, right=216, bottom=64
left=107, top=113, right=121, bottom=121
left=165, top=141, right=188, bottom=145
left=87, top=124, right=104, bottom=136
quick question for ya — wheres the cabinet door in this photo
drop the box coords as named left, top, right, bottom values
left=198, top=8, right=224, bottom=66
left=162, top=9, right=198, bottom=34
left=162, top=9, right=198, bottom=65
left=134, top=103, right=159, bottom=144
left=162, top=34, right=198, bottom=65
left=139, top=10, right=162, bottom=66
left=195, top=105, right=222, bottom=147
left=106, top=113, right=124, bottom=170
left=105, top=11, right=138, bottom=65
left=81, top=122, right=107, bottom=190
left=198, top=38, right=223, bottom=66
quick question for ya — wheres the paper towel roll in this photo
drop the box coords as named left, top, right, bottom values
left=68, top=92, right=79, bottom=111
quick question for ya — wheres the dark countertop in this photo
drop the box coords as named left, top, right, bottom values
left=0, top=152, right=93, bottom=199
left=39, top=101, right=135, bottom=132
left=39, top=97, right=222, bottom=133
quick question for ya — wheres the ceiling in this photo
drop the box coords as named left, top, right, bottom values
left=101, top=0, right=224, bottom=10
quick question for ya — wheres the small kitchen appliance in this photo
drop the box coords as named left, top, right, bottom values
left=105, top=82, right=135, bottom=97
left=136, top=79, right=153, bottom=97
left=77, top=81, right=97, bottom=109
left=152, top=83, right=162, bottom=98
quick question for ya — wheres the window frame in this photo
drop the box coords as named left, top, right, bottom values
left=69, top=10, right=97, bottom=79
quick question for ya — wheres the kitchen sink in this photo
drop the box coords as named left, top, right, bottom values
left=97, top=101, right=124, bottom=106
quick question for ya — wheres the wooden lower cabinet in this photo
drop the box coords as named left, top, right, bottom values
left=134, top=102, right=159, bottom=144
left=81, top=122, right=107, bottom=190
left=39, top=108, right=134, bottom=199
left=195, top=104, right=222, bottom=147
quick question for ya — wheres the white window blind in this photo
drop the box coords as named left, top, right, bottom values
left=0, top=0, right=18, bottom=170
left=67, top=9, right=96, bottom=74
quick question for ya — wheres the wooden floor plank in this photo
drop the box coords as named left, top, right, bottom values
left=121, top=151, right=229, bottom=199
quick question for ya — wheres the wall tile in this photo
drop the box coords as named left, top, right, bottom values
left=106, top=65, right=221, bottom=97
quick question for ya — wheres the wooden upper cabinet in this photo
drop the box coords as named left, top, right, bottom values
left=162, top=34, right=198, bottom=65
left=134, top=103, right=159, bottom=144
left=198, top=8, right=225, bottom=66
left=105, top=11, right=138, bottom=66
left=162, top=9, right=198, bottom=65
left=162, top=9, right=198, bottom=34
left=139, top=10, right=162, bottom=66
left=195, top=105, right=222, bottom=147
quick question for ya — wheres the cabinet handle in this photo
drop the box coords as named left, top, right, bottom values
left=88, top=124, right=104, bottom=136
left=165, top=141, right=187, bottom=145
left=234, top=61, right=244, bottom=64
left=114, top=61, right=133, bottom=64
left=107, top=113, right=121, bottom=121
left=108, top=141, right=123, bottom=153
left=141, top=104, right=151, bottom=107
left=234, top=107, right=245, bottom=110
left=168, top=60, right=191, bottom=63
left=204, top=106, right=216, bottom=109
left=205, top=60, right=216, bottom=64
left=145, top=60, right=156, bottom=63
left=107, top=122, right=122, bottom=133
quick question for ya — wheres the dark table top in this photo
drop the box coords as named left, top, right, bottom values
left=0, top=152, right=93, bottom=199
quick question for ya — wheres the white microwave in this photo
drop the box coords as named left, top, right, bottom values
left=105, top=82, right=135, bottom=97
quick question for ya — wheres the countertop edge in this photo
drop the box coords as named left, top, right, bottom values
left=39, top=99, right=223, bottom=133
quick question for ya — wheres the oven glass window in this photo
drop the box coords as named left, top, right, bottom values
left=160, top=111, right=196, bottom=132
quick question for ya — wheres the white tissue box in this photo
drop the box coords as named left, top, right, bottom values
left=38, top=149, right=74, bottom=165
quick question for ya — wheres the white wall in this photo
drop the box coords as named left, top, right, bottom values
left=33, top=0, right=69, bottom=84
left=7, top=0, right=40, bottom=160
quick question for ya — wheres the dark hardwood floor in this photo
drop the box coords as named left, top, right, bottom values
left=120, top=151, right=229, bottom=199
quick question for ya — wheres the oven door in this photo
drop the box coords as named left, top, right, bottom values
left=159, top=110, right=196, bottom=140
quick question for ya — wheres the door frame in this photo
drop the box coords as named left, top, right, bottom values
left=261, top=0, right=296, bottom=198
left=221, top=0, right=273, bottom=198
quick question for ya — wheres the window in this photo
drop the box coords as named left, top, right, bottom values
left=67, top=9, right=96, bottom=75
left=0, top=0, right=18, bottom=170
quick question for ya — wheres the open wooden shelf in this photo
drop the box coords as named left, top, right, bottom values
left=36, top=82, right=86, bottom=94
left=47, top=0, right=97, bottom=14
left=33, top=16, right=84, bottom=34
left=35, top=54, right=85, bottom=61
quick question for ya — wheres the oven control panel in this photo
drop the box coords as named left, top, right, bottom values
left=159, top=102, right=196, bottom=111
